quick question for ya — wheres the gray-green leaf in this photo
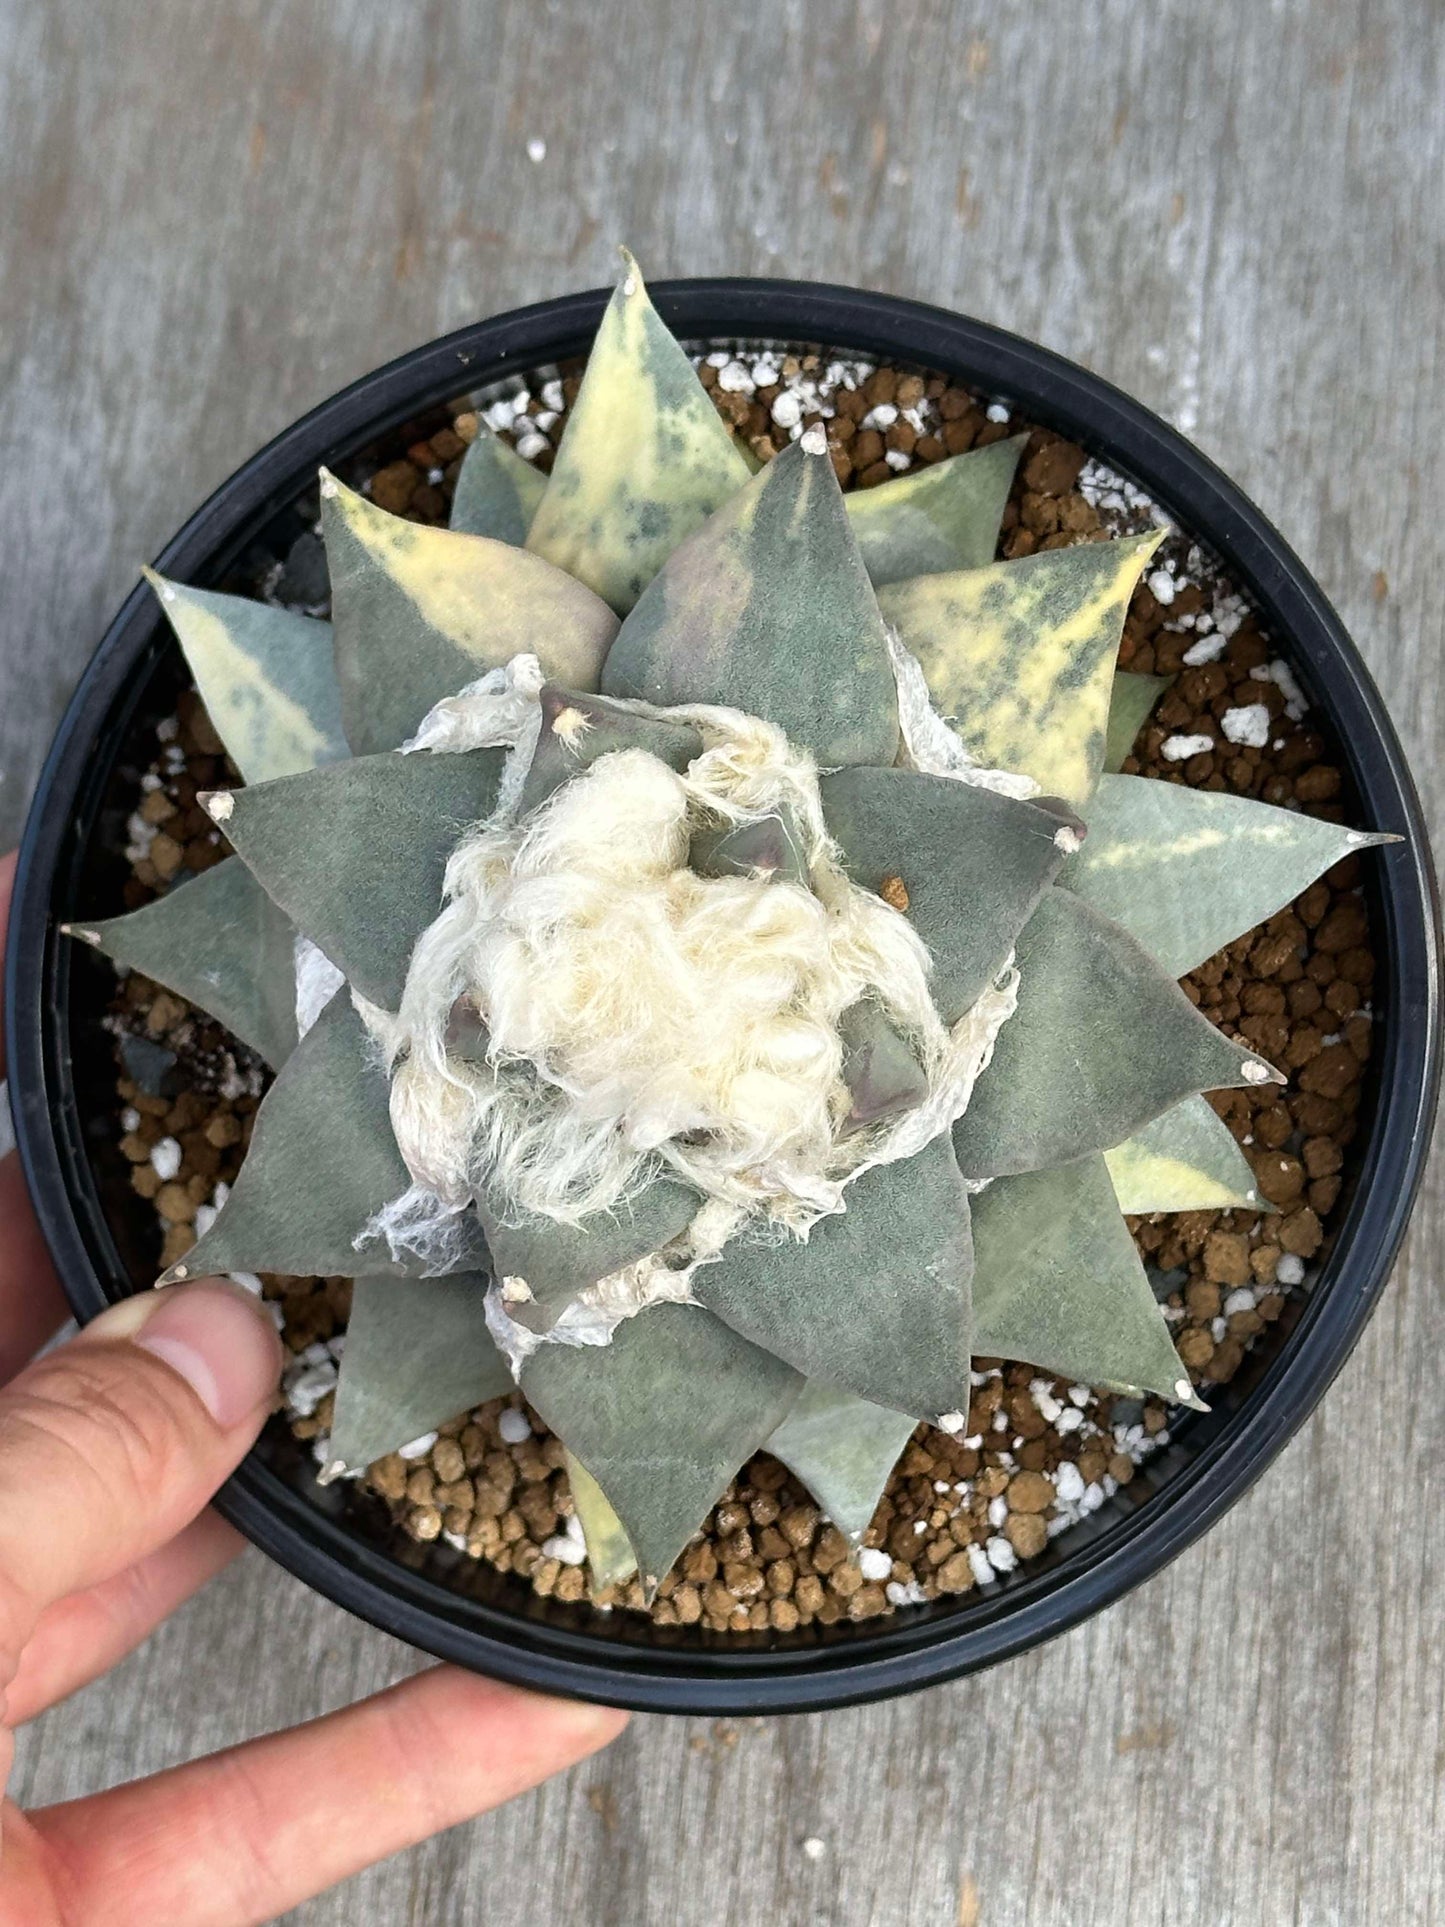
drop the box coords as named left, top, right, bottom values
left=843, top=435, right=1024, bottom=586
left=158, top=991, right=434, bottom=1284
left=518, top=685, right=702, bottom=816
left=524, top=253, right=752, bottom=612
left=692, top=1134, right=973, bottom=1421
left=321, top=471, right=619, bottom=755
left=1061, top=773, right=1396, bottom=978
left=819, top=765, right=1080, bottom=1023
left=521, top=1302, right=801, bottom=1593
left=764, top=1380, right=917, bottom=1544
left=327, top=1272, right=510, bottom=1472
left=1104, top=1093, right=1267, bottom=1214
left=601, top=434, right=900, bottom=768
left=1104, top=670, right=1172, bottom=772
left=971, top=1155, right=1196, bottom=1404
left=67, top=857, right=297, bottom=1068
left=206, top=747, right=504, bottom=1011
left=448, top=429, right=547, bottom=544
left=477, top=1172, right=701, bottom=1333
left=952, top=890, right=1282, bottom=1181
left=143, top=572, right=348, bottom=785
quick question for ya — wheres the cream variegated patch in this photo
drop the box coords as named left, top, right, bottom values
left=524, top=253, right=752, bottom=611
left=1103, top=1094, right=1262, bottom=1214
left=879, top=531, right=1163, bottom=807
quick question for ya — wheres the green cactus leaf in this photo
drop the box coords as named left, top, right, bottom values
left=520, top=1302, right=802, bottom=1593
left=690, top=808, right=810, bottom=888
left=1061, top=774, right=1396, bottom=978
left=601, top=434, right=900, bottom=768
left=838, top=999, right=929, bottom=1128
left=524, top=255, right=752, bottom=612
left=518, top=685, right=703, bottom=815
left=206, top=747, right=505, bottom=1011
left=843, top=435, right=1025, bottom=586
left=476, top=1172, right=701, bottom=1333
left=1104, top=670, right=1172, bottom=772
left=819, top=766, right=1081, bottom=1023
left=693, top=1134, right=972, bottom=1421
left=157, top=991, right=445, bottom=1285
left=321, top=471, right=619, bottom=755
left=448, top=429, right=547, bottom=544
left=142, top=572, right=349, bottom=785
left=327, top=1272, right=510, bottom=1473
left=952, top=890, right=1282, bottom=1181
left=66, top=858, right=298, bottom=1068
left=1104, top=1094, right=1268, bottom=1214
left=877, top=532, right=1163, bottom=805
left=971, top=1155, right=1196, bottom=1404
left=764, top=1380, right=917, bottom=1544
left=565, top=1450, right=638, bottom=1589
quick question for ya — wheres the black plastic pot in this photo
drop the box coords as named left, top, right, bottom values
left=6, top=281, right=1441, bottom=1715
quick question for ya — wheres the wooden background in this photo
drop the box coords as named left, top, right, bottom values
left=2, top=2, right=1442, bottom=1920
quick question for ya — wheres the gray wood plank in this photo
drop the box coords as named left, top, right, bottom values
left=2, top=0, right=1442, bottom=1921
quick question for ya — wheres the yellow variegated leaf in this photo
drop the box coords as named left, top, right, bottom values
left=565, top=1450, right=638, bottom=1590
left=143, top=571, right=348, bottom=785
left=320, top=471, right=619, bottom=755
left=877, top=531, right=1163, bottom=806
left=1104, top=1094, right=1267, bottom=1214
left=525, top=252, right=752, bottom=612
left=844, top=435, right=1024, bottom=586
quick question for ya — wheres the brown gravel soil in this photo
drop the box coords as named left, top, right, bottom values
left=102, top=347, right=1375, bottom=1635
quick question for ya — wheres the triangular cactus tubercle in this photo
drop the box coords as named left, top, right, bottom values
left=843, top=435, right=1026, bottom=586
left=448, top=428, right=548, bottom=545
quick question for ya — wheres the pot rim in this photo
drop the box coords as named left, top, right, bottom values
left=6, top=278, right=1441, bottom=1714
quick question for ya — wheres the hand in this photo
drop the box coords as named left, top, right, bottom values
left=0, top=851, right=627, bottom=1923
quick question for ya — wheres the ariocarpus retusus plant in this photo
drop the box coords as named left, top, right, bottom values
left=70, top=255, right=1394, bottom=1595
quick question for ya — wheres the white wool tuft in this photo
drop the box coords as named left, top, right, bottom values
left=294, top=936, right=345, bottom=1039
left=885, top=625, right=1040, bottom=800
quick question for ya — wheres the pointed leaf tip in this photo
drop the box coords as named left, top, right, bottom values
left=525, top=256, right=751, bottom=612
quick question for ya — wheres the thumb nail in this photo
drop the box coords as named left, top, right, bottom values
left=89, top=1281, right=282, bottom=1429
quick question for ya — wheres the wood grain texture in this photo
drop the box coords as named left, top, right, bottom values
left=3, top=1, right=1442, bottom=1921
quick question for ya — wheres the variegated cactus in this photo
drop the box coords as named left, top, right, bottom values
left=68, top=256, right=1394, bottom=1598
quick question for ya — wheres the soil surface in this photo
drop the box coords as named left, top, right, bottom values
left=104, top=349, right=1374, bottom=1633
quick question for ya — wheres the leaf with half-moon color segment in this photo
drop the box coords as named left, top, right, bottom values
left=693, top=1134, right=972, bottom=1421
left=476, top=1172, right=701, bottom=1334
left=320, top=472, right=618, bottom=754
left=971, top=1156, right=1199, bottom=1405
left=1104, top=670, right=1172, bottom=772
left=158, top=992, right=473, bottom=1284
left=565, top=1451, right=638, bottom=1589
left=204, top=747, right=504, bottom=1010
left=518, top=685, right=702, bottom=815
left=952, top=891, right=1282, bottom=1181
left=525, top=254, right=751, bottom=612
left=326, top=1272, right=510, bottom=1473
left=521, top=1302, right=801, bottom=1593
left=764, top=1380, right=917, bottom=1544
left=819, top=765, right=1080, bottom=1023
left=601, top=433, right=900, bottom=767
left=1104, top=1094, right=1267, bottom=1215
left=448, top=429, right=547, bottom=544
left=877, top=532, right=1162, bottom=805
left=844, top=436, right=1024, bottom=586
left=143, top=572, right=349, bottom=785
left=1060, top=773, right=1397, bottom=978
left=66, top=858, right=297, bottom=1068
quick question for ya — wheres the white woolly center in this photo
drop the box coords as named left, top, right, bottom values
left=379, top=703, right=959, bottom=1243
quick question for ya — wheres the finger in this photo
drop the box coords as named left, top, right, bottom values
left=27, top=1667, right=628, bottom=1925
left=0, top=1156, right=68, bottom=1382
left=0, top=1279, right=280, bottom=1682
left=6, top=1510, right=243, bottom=1726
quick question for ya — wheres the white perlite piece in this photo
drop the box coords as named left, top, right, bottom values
left=857, top=1547, right=892, bottom=1582
left=1220, top=703, right=1271, bottom=748
left=540, top=1513, right=587, bottom=1565
left=497, top=1406, right=532, bottom=1444
left=149, top=1136, right=182, bottom=1181
left=1160, top=733, right=1215, bottom=762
